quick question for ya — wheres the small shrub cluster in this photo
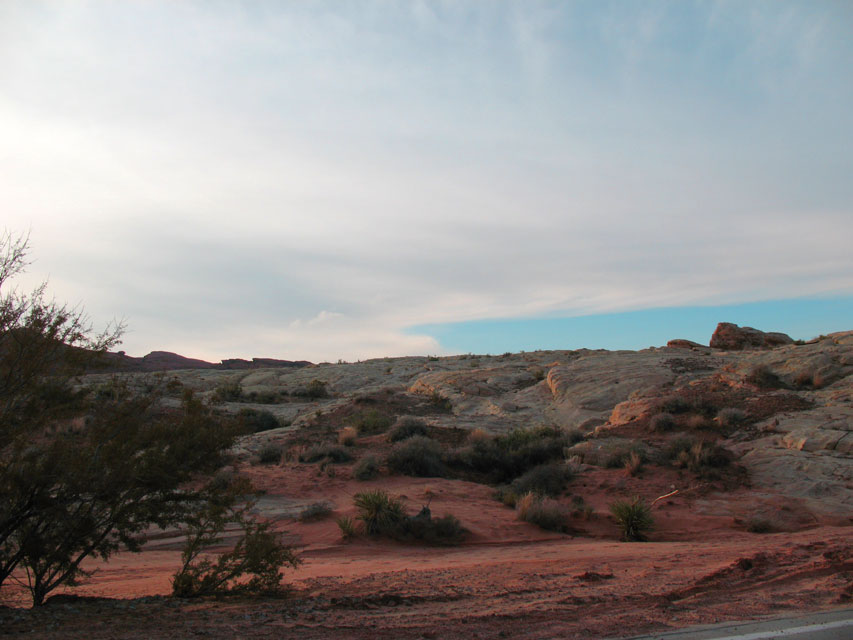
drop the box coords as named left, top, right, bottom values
left=258, top=443, right=282, bottom=465
left=239, top=408, right=281, bottom=433
left=353, top=455, right=381, bottom=480
left=610, top=496, right=654, bottom=542
left=665, top=437, right=731, bottom=476
left=214, top=381, right=244, bottom=402
left=386, top=436, right=446, bottom=477
left=293, top=379, right=329, bottom=399
left=338, top=426, right=358, bottom=446
left=716, top=407, right=746, bottom=429
left=448, top=425, right=571, bottom=483
left=352, top=490, right=465, bottom=545
left=745, top=365, right=786, bottom=389
left=297, top=502, right=333, bottom=522
left=388, top=416, right=429, bottom=442
left=299, top=444, right=353, bottom=464
left=349, top=409, right=394, bottom=434
left=746, top=516, right=777, bottom=533
left=336, top=515, right=357, bottom=540
left=649, top=412, right=676, bottom=432
left=516, top=492, right=571, bottom=532
left=510, top=462, right=573, bottom=497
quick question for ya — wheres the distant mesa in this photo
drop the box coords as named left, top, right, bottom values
left=709, top=322, right=794, bottom=350
left=92, top=350, right=312, bottom=373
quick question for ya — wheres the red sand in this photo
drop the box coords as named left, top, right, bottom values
left=2, top=458, right=850, bottom=639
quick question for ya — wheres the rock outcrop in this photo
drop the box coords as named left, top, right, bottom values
left=710, top=322, right=794, bottom=350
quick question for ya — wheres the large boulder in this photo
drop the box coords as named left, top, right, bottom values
left=709, top=322, right=794, bottom=350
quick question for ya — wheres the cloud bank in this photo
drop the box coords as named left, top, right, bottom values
left=1, top=1, right=851, bottom=361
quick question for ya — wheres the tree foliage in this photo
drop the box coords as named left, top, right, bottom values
left=0, top=232, right=297, bottom=605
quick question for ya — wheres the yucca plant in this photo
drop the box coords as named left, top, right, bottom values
left=353, top=489, right=406, bottom=535
left=610, top=496, right=654, bottom=542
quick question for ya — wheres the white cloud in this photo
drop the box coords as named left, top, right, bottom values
left=1, top=1, right=851, bottom=361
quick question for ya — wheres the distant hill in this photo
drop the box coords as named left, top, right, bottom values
left=90, top=350, right=312, bottom=373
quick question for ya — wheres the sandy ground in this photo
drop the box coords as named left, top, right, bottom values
left=2, top=458, right=851, bottom=639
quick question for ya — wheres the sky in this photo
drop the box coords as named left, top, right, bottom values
left=1, top=1, right=852, bottom=362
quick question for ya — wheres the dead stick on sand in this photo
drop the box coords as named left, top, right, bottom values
left=652, top=489, right=679, bottom=506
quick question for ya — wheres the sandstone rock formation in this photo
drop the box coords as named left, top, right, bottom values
left=709, top=322, right=794, bottom=350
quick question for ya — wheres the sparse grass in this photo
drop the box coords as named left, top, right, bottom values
left=297, top=502, right=333, bottom=522
left=348, top=409, right=394, bottom=434
left=610, top=496, right=654, bottom=542
left=623, top=450, right=643, bottom=476
left=516, top=492, right=571, bottom=532
left=649, top=412, right=676, bottom=432
left=257, top=443, right=282, bottom=465
left=353, top=455, right=381, bottom=481
left=336, top=515, right=357, bottom=540
left=338, top=426, right=357, bottom=446
left=665, top=438, right=732, bottom=477
left=388, top=416, right=428, bottom=442
left=299, top=444, right=353, bottom=464
left=386, top=436, right=447, bottom=477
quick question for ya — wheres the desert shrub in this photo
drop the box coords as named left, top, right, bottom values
left=299, top=444, right=353, bottom=464
left=716, top=407, right=746, bottom=429
left=293, top=379, right=328, bottom=399
left=511, top=462, right=574, bottom=497
left=386, top=436, right=447, bottom=477
left=745, top=365, right=786, bottom=389
left=686, top=414, right=713, bottom=430
left=610, top=496, right=654, bottom=541
left=516, top=493, right=571, bottom=533
left=604, top=445, right=645, bottom=469
left=650, top=412, right=676, bottom=432
left=258, top=443, right=282, bottom=465
left=794, top=369, right=815, bottom=388
left=349, top=409, right=394, bottom=434
left=494, top=487, right=519, bottom=507
left=429, top=392, right=453, bottom=412
left=388, top=416, right=429, bottom=442
left=659, top=396, right=690, bottom=414
left=353, top=455, right=381, bottom=480
left=246, top=390, right=282, bottom=404
left=297, top=502, right=333, bottom=522
left=398, top=513, right=466, bottom=545
left=449, top=425, right=570, bottom=483
left=336, top=516, right=357, bottom=540
left=623, top=450, right=643, bottom=476
left=353, top=490, right=406, bottom=535
left=214, top=381, right=244, bottom=402
left=746, top=516, right=776, bottom=533
left=467, top=427, right=491, bottom=444
left=338, top=426, right=358, bottom=446
left=666, top=438, right=731, bottom=475
left=239, top=408, right=281, bottom=433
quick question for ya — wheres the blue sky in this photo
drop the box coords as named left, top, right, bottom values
left=1, top=2, right=851, bottom=361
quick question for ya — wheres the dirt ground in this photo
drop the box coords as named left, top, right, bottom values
left=2, top=458, right=851, bottom=639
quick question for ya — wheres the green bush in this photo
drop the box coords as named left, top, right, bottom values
left=299, top=444, right=353, bottom=464
left=386, top=436, right=446, bottom=477
left=516, top=492, right=571, bottom=532
left=349, top=409, right=394, bottom=434
left=353, top=490, right=406, bottom=535
left=388, top=416, right=428, bottom=442
left=336, top=515, right=357, bottom=540
left=610, top=496, right=654, bottom=542
left=353, top=455, right=381, bottom=481
left=511, top=463, right=573, bottom=497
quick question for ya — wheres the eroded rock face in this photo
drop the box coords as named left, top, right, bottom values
left=710, top=322, right=794, bottom=350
